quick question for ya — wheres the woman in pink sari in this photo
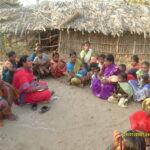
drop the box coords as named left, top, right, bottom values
left=13, top=55, right=52, bottom=107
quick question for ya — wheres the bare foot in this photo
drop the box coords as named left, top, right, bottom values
left=0, top=120, right=4, bottom=127
left=4, top=114, right=17, bottom=121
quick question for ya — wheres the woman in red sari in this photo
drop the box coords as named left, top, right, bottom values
left=50, top=52, right=66, bottom=77
left=13, top=55, right=52, bottom=106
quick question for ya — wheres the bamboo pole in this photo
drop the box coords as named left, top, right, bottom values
left=58, top=31, right=62, bottom=53
left=132, top=35, right=136, bottom=54
left=38, top=32, right=41, bottom=44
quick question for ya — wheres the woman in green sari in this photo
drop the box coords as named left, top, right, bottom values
left=66, top=52, right=82, bottom=85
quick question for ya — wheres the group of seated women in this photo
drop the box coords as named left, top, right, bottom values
left=0, top=40, right=150, bottom=127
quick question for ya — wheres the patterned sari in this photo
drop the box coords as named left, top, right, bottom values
left=13, top=68, right=51, bottom=105
left=0, top=81, right=18, bottom=116
left=50, top=59, right=66, bottom=77
left=91, top=64, right=120, bottom=99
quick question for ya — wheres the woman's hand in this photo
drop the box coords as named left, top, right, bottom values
left=101, top=79, right=108, bottom=85
left=36, top=85, right=48, bottom=91
left=113, top=130, right=123, bottom=150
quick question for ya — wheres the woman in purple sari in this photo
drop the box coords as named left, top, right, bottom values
left=91, top=54, right=121, bottom=99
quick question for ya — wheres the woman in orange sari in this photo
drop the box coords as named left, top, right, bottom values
left=50, top=52, right=66, bottom=77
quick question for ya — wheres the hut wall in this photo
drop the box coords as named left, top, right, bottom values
left=59, top=30, right=150, bottom=61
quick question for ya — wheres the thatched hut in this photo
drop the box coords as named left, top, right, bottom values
left=0, top=1, right=150, bottom=60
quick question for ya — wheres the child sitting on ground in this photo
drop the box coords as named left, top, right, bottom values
left=75, top=63, right=88, bottom=78
left=119, top=64, right=126, bottom=73
left=33, top=49, right=50, bottom=77
left=75, top=63, right=88, bottom=87
left=108, top=72, right=133, bottom=108
left=97, top=54, right=105, bottom=70
left=136, top=61, right=150, bottom=88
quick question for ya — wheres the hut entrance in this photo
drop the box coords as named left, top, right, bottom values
left=39, top=29, right=59, bottom=52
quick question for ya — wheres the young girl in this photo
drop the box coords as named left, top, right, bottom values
left=119, top=64, right=126, bottom=73
left=80, top=40, right=94, bottom=63
left=127, top=55, right=140, bottom=80
left=50, top=52, right=66, bottom=77
left=136, top=61, right=150, bottom=88
left=97, top=54, right=105, bottom=70
left=2, top=51, right=17, bottom=84
left=75, top=63, right=88, bottom=78
left=33, top=49, right=50, bottom=77
left=108, top=72, right=133, bottom=108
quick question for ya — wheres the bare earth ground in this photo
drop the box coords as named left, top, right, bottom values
left=0, top=76, right=142, bottom=150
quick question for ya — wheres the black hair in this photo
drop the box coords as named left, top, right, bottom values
left=52, top=52, right=59, bottom=58
left=6, top=51, right=16, bottom=57
left=123, top=130, right=146, bottom=150
left=95, top=66, right=100, bottom=72
left=17, top=55, right=29, bottom=68
left=82, top=63, right=88, bottom=70
left=83, top=40, right=90, bottom=46
left=131, top=55, right=139, bottom=63
left=97, top=54, right=106, bottom=59
left=119, top=64, right=126, bottom=70
left=119, top=72, right=127, bottom=80
left=141, top=61, right=150, bottom=68
left=105, top=54, right=114, bottom=63
left=70, top=51, right=76, bottom=57
left=89, top=63, right=98, bottom=71
left=142, top=74, right=149, bottom=82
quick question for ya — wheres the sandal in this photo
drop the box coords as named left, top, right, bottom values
left=39, top=106, right=50, bottom=114
left=32, top=104, right=38, bottom=111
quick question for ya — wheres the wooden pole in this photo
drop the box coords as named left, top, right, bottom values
left=133, top=35, right=136, bottom=54
left=58, top=31, right=62, bottom=53
left=38, top=32, right=41, bottom=45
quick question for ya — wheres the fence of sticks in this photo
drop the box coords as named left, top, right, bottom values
left=59, top=30, right=150, bottom=62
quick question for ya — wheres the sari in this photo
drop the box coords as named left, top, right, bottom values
left=130, top=110, right=150, bottom=132
left=91, top=64, right=121, bottom=99
left=50, top=59, right=66, bottom=77
left=67, top=59, right=82, bottom=85
left=129, top=80, right=150, bottom=102
left=0, top=81, right=18, bottom=118
left=2, top=60, right=17, bottom=84
left=13, top=68, right=51, bottom=105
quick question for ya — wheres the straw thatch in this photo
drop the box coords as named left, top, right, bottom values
left=0, top=0, right=150, bottom=37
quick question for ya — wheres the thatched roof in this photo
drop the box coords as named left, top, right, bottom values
left=0, top=0, right=150, bottom=37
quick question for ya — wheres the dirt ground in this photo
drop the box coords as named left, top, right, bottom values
left=0, top=77, right=141, bottom=150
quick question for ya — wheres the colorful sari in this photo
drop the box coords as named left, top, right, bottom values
left=0, top=81, right=18, bottom=122
left=91, top=64, right=120, bottom=99
left=67, top=59, right=82, bottom=85
left=13, top=68, right=51, bottom=105
left=50, top=59, right=66, bottom=77
left=2, top=60, right=17, bottom=84
left=129, top=80, right=150, bottom=102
